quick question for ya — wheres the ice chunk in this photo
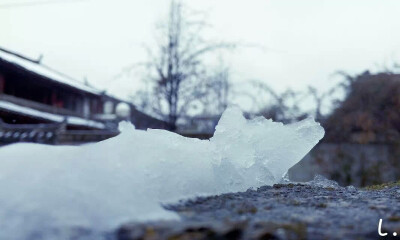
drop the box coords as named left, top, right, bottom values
left=308, top=175, right=340, bottom=189
left=0, top=107, right=324, bottom=239
left=211, top=108, right=325, bottom=191
left=307, top=175, right=358, bottom=191
left=346, top=185, right=357, bottom=192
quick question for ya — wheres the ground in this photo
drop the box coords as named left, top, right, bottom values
left=116, top=181, right=400, bottom=240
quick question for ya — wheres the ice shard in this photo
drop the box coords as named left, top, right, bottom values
left=0, top=107, right=324, bottom=239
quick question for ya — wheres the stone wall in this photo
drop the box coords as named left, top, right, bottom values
left=288, top=143, right=400, bottom=187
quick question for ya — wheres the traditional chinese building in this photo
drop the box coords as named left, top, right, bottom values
left=0, top=47, right=169, bottom=145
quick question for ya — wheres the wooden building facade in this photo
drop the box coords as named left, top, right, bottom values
left=0, top=47, right=169, bottom=145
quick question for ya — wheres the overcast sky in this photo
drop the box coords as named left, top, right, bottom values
left=1, top=0, right=400, bottom=111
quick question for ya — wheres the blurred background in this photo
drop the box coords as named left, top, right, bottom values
left=1, top=0, right=400, bottom=187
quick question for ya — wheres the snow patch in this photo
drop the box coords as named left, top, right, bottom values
left=0, top=107, right=324, bottom=239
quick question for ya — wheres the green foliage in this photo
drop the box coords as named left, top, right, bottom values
left=364, top=180, right=400, bottom=190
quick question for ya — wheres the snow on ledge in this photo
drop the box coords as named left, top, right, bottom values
left=0, top=100, right=105, bottom=129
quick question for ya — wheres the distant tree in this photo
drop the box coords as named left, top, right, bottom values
left=324, top=71, right=400, bottom=143
left=135, top=0, right=234, bottom=130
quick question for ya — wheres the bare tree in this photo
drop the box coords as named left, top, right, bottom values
left=137, top=0, right=233, bottom=130
left=307, top=86, right=337, bottom=121
left=210, top=65, right=230, bottom=114
left=197, top=60, right=231, bottom=115
left=249, top=81, right=307, bottom=123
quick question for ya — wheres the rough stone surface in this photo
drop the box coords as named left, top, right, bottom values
left=116, top=183, right=400, bottom=240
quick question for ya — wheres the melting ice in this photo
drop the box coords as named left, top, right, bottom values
left=0, top=107, right=324, bottom=239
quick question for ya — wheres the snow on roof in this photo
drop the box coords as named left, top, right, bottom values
left=0, top=49, right=103, bottom=96
left=0, top=100, right=105, bottom=129
left=66, top=116, right=105, bottom=129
